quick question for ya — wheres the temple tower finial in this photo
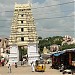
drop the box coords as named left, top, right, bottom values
left=15, top=0, right=17, bottom=4
left=28, top=0, right=30, bottom=4
left=28, top=0, right=32, bottom=6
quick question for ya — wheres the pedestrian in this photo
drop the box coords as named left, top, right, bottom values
left=8, top=64, right=11, bottom=73
left=23, top=58, right=26, bottom=65
left=1, top=58, right=5, bottom=66
left=61, top=64, right=64, bottom=72
left=15, top=63, right=17, bottom=68
left=31, top=61, right=35, bottom=72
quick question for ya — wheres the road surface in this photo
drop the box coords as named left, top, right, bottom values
left=0, top=64, right=74, bottom=75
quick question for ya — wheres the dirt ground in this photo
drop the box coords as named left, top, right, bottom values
left=0, top=64, right=75, bottom=75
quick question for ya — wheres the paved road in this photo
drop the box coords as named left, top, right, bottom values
left=0, top=64, right=74, bottom=75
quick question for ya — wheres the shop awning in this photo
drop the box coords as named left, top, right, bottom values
left=53, top=51, right=65, bottom=56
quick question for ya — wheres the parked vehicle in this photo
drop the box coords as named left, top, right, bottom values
left=62, top=69, right=73, bottom=75
left=35, top=60, right=46, bottom=72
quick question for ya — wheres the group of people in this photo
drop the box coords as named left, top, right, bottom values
left=8, top=63, right=17, bottom=73
left=7, top=61, right=35, bottom=73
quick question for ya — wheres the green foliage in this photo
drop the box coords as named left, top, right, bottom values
left=18, top=46, right=27, bottom=61
left=38, top=36, right=63, bottom=52
left=19, top=47, right=27, bottom=55
left=22, top=48, right=27, bottom=55
left=0, top=56, right=3, bottom=60
left=61, top=44, right=75, bottom=50
left=38, top=36, right=42, bottom=40
left=38, top=39, right=51, bottom=53
left=38, top=36, right=75, bottom=53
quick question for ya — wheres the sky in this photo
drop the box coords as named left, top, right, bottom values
left=0, top=0, right=74, bottom=38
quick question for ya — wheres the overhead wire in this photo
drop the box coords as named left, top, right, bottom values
left=0, top=1, right=74, bottom=33
left=0, top=9, right=74, bottom=17
left=35, top=15, right=74, bottom=20
left=32, top=1, right=75, bottom=9
left=0, top=1, right=74, bottom=21
left=0, top=14, right=74, bottom=21
left=0, top=1, right=74, bottom=13
left=36, top=29, right=75, bottom=32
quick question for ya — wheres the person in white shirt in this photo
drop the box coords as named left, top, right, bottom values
left=8, top=64, right=11, bottom=73
left=31, top=61, right=35, bottom=72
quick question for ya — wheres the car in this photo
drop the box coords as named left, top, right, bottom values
left=62, top=69, right=73, bottom=75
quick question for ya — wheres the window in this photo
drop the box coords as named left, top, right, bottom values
left=15, top=9, right=18, bottom=11
left=21, top=28, right=24, bottom=32
left=22, top=9, right=24, bottom=11
left=21, top=14, right=24, bottom=17
left=21, top=37, right=24, bottom=41
left=27, top=9, right=31, bottom=10
left=21, top=21, right=23, bottom=24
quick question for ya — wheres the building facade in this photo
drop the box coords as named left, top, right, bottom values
left=0, top=38, right=9, bottom=49
left=62, top=35, right=75, bottom=45
left=50, top=44, right=59, bottom=52
left=9, top=3, right=38, bottom=47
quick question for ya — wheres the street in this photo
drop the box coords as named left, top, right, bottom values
left=0, top=64, right=74, bottom=75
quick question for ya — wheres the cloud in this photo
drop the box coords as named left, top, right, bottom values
left=0, top=0, right=74, bottom=38
left=32, top=0, right=74, bottom=37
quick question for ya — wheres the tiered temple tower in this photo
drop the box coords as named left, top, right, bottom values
left=9, top=3, right=38, bottom=47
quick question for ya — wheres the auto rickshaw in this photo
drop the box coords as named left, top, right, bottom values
left=35, top=60, right=46, bottom=72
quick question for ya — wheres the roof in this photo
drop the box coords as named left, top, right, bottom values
left=51, top=48, right=75, bottom=56
left=53, top=51, right=65, bottom=56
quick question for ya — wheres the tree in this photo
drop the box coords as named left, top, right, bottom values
left=38, top=36, right=75, bottom=53
left=38, top=36, right=42, bottom=40
left=38, top=39, right=51, bottom=53
left=61, top=44, right=75, bottom=50
left=38, top=36, right=63, bottom=53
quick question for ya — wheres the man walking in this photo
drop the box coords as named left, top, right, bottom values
left=31, top=61, right=35, bottom=72
left=8, top=64, right=11, bottom=73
